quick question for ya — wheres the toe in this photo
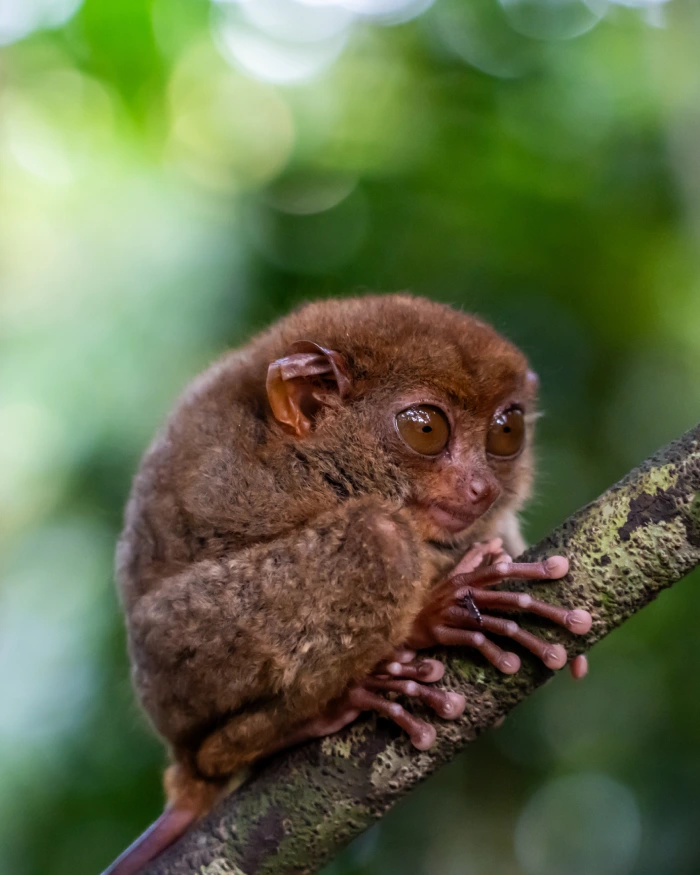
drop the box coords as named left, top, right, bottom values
left=411, top=723, right=437, bottom=751
left=441, top=692, right=466, bottom=718
left=416, top=659, right=445, bottom=683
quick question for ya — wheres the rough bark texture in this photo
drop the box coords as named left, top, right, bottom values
left=145, top=424, right=700, bottom=875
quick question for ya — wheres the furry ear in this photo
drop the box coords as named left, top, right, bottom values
left=266, top=340, right=351, bottom=436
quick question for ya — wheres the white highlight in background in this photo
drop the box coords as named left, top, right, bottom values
left=213, top=6, right=349, bottom=84
left=0, top=0, right=82, bottom=45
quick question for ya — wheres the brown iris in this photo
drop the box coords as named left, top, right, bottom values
left=486, top=407, right=525, bottom=457
left=396, top=405, right=450, bottom=456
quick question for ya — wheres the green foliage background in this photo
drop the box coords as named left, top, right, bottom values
left=1, top=1, right=699, bottom=873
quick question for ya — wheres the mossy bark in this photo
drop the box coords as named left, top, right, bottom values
left=145, top=424, right=700, bottom=875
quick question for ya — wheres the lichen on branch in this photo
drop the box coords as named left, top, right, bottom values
left=145, top=424, right=700, bottom=875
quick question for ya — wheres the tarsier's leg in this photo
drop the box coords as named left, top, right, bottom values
left=191, top=668, right=457, bottom=784
left=272, top=648, right=465, bottom=753
left=408, top=540, right=592, bottom=679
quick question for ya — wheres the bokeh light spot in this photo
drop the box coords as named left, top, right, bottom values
left=339, top=0, right=434, bottom=25
left=499, top=0, right=607, bottom=40
left=249, top=185, right=368, bottom=272
left=2, top=70, right=115, bottom=185
left=515, top=773, right=641, bottom=875
left=608, top=0, right=670, bottom=8
left=432, top=0, right=537, bottom=79
left=168, top=44, right=295, bottom=190
left=0, top=0, right=82, bottom=45
left=214, top=10, right=347, bottom=84
left=263, top=171, right=356, bottom=215
left=235, top=0, right=353, bottom=43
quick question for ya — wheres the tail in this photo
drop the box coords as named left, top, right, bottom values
left=101, top=804, right=198, bottom=875
left=101, top=767, right=226, bottom=875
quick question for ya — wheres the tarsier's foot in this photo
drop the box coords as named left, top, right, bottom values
left=408, top=539, right=592, bottom=679
left=349, top=647, right=466, bottom=749
left=284, top=649, right=465, bottom=752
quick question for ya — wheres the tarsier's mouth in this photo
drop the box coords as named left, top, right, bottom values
left=408, top=499, right=479, bottom=534
left=429, top=502, right=479, bottom=532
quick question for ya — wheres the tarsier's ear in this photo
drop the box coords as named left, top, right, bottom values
left=266, top=340, right=351, bottom=436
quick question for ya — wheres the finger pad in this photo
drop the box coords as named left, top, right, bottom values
left=571, top=654, right=588, bottom=679
left=412, top=725, right=437, bottom=750
left=419, top=660, right=445, bottom=682
left=545, top=645, right=568, bottom=669
left=545, top=556, right=569, bottom=578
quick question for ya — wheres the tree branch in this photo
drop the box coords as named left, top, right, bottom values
left=145, top=424, right=700, bottom=875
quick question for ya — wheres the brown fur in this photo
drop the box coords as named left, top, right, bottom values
left=111, top=294, right=537, bottom=871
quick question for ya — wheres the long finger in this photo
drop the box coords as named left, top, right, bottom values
left=451, top=538, right=503, bottom=576
left=453, top=556, right=569, bottom=590
left=481, top=549, right=513, bottom=568
left=376, top=658, right=445, bottom=683
left=471, top=590, right=592, bottom=634
left=435, top=625, right=521, bottom=674
left=478, top=616, right=568, bottom=670
left=570, top=654, right=588, bottom=679
left=364, top=677, right=465, bottom=720
left=347, top=687, right=437, bottom=750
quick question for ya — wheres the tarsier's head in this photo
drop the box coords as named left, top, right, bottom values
left=263, top=294, right=538, bottom=544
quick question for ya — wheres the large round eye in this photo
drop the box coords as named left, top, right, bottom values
left=396, top=405, right=450, bottom=456
left=486, top=407, right=525, bottom=457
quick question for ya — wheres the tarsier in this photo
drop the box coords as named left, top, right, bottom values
left=105, top=295, right=592, bottom=875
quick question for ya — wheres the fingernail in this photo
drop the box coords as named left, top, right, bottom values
left=500, top=653, right=520, bottom=673
left=545, top=645, right=567, bottom=669
left=544, top=556, right=569, bottom=576
left=412, top=725, right=437, bottom=750
left=445, top=692, right=466, bottom=716
left=566, top=610, right=592, bottom=634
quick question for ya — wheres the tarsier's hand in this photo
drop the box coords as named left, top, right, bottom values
left=407, top=539, right=591, bottom=680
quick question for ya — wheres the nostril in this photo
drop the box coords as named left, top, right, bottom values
left=469, top=478, right=487, bottom=500
left=468, top=476, right=499, bottom=506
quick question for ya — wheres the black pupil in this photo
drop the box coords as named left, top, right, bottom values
left=422, top=425, right=432, bottom=433
left=503, top=426, right=511, bottom=433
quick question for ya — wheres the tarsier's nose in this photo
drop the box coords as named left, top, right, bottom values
left=466, top=474, right=500, bottom=512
